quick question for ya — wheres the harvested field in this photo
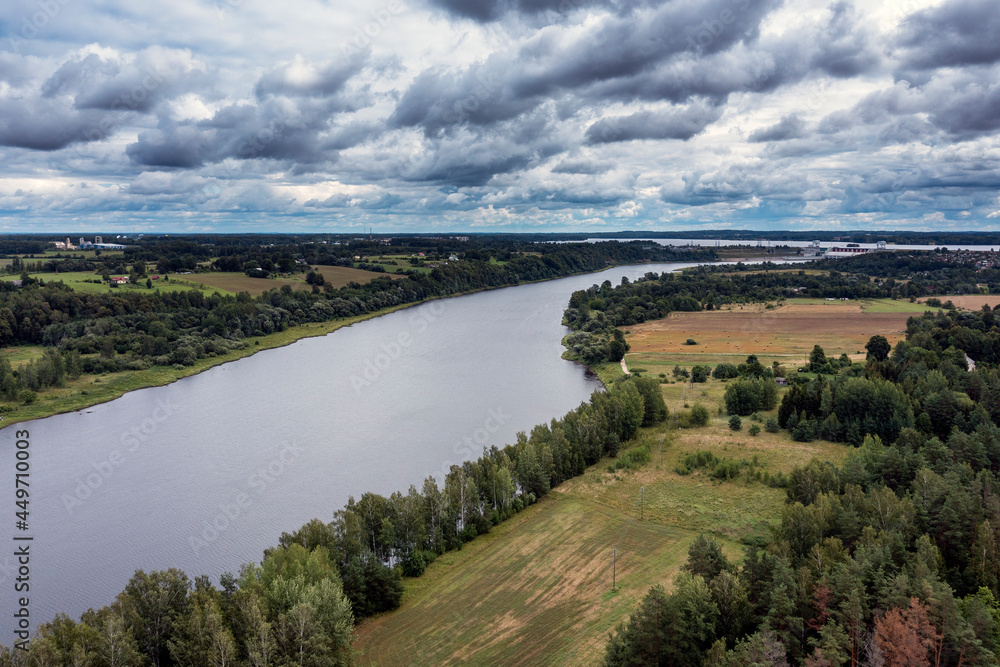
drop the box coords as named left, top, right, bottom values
left=310, top=265, right=404, bottom=288
left=919, top=294, right=1000, bottom=310
left=624, top=302, right=912, bottom=365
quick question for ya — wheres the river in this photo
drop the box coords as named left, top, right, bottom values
left=2, top=261, right=704, bottom=641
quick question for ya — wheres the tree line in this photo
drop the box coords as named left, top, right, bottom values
left=0, top=242, right=711, bottom=395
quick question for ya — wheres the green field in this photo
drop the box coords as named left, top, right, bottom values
left=0, top=272, right=229, bottom=296
left=0, top=267, right=398, bottom=298
left=354, top=398, right=848, bottom=665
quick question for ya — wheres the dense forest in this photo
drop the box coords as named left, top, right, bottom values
left=0, top=375, right=667, bottom=663
left=601, top=293, right=1000, bottom=665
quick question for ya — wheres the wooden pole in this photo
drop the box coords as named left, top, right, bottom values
left=613, top=548, right=617, bottom=591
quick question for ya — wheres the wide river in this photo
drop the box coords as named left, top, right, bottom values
left=2, top=261, right=707, bottom=640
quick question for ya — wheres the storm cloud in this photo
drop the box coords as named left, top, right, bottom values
left=0, top=0, right=999, bottom=231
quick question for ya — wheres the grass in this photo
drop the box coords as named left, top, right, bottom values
left=0, top=267, right=397, bottom=298
left=785, top=297, right=933, bottom=313
left=354, top=409, right=849, bottom=666
left=0, top=272, right=229, bottom=296
left=621, top=299, right=915, bottom=371
left=311, top=266, right=405, bottom=288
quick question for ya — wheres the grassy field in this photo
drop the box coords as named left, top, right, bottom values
left=0, top=267, right=396, bottom=298
left=918, top=294, right=1000, bottom=310
left=0, top=272, right=231, bottom=296
left=181, top=267, right=401, bottom=296
left=311, top=265, right=405, bottom=288
left=354, top=399, right=848, bottom=665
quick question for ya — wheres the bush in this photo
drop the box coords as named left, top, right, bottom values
left=691, top=365, right=708, bottom=383
left=684, top=338, right=699, bottom=346
left=713, top=363, right=739, bottom=379
left=748, top=424, right=761, bottom=436
left=609, top=444, right=651, bottom=472
left=690, top=404, right=710, bottom=426
left=765, top=417, right=780, bottom=433
left=729, top=415, right=742, bottom=431
left=18, top=390, right=36, bottom=405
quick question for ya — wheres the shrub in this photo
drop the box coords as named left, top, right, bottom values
left=19, top=390, right=36, bottom=405
left=690, top=404, right=710, bottom=426
left=729, top=415, right=742, bottom=431
left=691, top=365, right=708, bottom=383
left=684, top=338, right=699, bottom=346
left=748, top=424, right=761, bottom=436
left=713, top=363, right=739, bottom=379
left=765, top=417, right=780, bottom=433
left=609, top=444, right=651, bottom=472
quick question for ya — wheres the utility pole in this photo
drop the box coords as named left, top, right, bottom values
left=640, top=486, right=644, bottom=521
left=612, top=548, right=617, bottom=592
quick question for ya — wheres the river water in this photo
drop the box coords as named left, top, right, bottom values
left=2, top=262, right=703, bottom=640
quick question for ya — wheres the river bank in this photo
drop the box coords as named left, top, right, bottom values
left=0, top=261, right=690, bottom=428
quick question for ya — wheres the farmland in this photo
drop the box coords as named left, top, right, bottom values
left=179, top=266, right=400, bottom=296
left=0, top=272, right=224, bottom=296
left=0, top=267, right=397, bottom=298
left=621, top=299, right=925, bottom=376
left=354, top=404, right=848, bottom=665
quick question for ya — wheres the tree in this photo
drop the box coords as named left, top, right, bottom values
left=873, top=598, right=938, bottom=667
left=119, top=568, right=191, bottom=667
left=683, top=534, right=731, bottom=581
left=725, top=378, right=778, bottom=416
left=691, top=365, right=708, bottom=383
left=809, top=345, right=828, bottom=372
left=866, top=335, right=891, bottom=362
left=604, top=576, right=719, bottom=667
left=729, top=415, right=742, bottom=431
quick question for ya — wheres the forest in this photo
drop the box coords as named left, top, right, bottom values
left=600, top=295, right=1000, bottom=665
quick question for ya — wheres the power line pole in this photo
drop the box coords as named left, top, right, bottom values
left=612, top=548, right=617, bottom=592
left=640, top=486, right=644, bottom=521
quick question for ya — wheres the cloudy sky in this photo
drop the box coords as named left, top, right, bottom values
left=0, top=0, right=998, bottom=233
